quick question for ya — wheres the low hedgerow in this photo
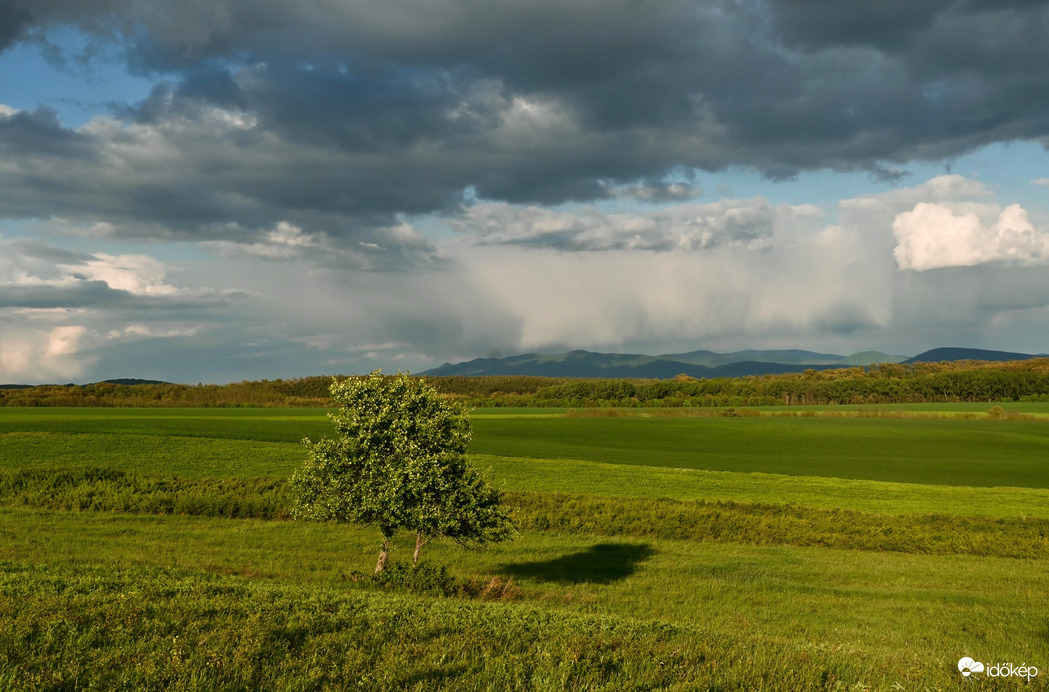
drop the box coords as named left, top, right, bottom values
left=2, top=467, right=1047, bottom=559
left=0, top=467, right=291, bottom=520
left=502, top=491, right=1049, bottom=559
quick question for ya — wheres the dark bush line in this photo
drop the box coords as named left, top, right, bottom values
left=1, top=468, right=1047, bottom=559
left=502, top=492, right=1049, bottom=560
left=0, top=378, right=335, bottom=408
left=498, top=361, right=1049, bottom=408
left=5, top=358, right=1049, bottom=408
left=0, top=467, right=292, bottom=520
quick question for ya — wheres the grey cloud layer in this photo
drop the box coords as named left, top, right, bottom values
left=453, top=198, right=809, bottom=252
left=0, top=238, right=242, bottom=311
left=4, top=1, right=1049, bottom=383
left=2, top=0, right=1048, bottom=256
left=4, top=176, right=1047, bottom=383
left=0, top=239, right=250, bottom=381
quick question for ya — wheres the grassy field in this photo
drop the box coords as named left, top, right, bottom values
left=4, top=404, right=1049, bottom=487
left=1, top=405, right=1048, bottom=689
left=471, top=415, right=1049, bottom=488
left=4, top=508, right=1048, bottom=688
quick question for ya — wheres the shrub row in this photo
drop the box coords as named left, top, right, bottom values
left=2, top=468, right=1047, bottom=559
left=0, top=467, right=292, bottom=520
left=503, top=491, right=1049, bottom=560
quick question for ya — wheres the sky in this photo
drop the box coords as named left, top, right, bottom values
left=1, top=0, right=1048, bottom=384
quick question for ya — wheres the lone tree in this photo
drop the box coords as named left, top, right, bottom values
left=291, top=371, right=515, bottom=573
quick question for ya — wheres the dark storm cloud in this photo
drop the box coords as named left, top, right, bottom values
left=2, top=0, right=1048, bottom=255
left=0, top=283, right=236, bottom=311
left=0, top=4, right=32, bottom=51
left=0, top=278, right=242, bottom=311
left=0, top=107, right=92, bottom=158
left=0, top=281, right=125, bottom=309
left=0, top=99, right=444, bottom=266
left=766, top=0, right=951, bottom=51
left=8, top=239, right=95, bottom=265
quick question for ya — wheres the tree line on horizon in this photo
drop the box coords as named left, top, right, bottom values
left=3, top=358, right=1049, bottom=408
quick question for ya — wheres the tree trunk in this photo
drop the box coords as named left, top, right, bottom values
left=375, top=534, right=392, bottom=574
left=413, top=531, right=431, bottom=564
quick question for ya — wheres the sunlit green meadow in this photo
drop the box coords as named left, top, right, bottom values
left=1, top=405, right=1048, bottom=689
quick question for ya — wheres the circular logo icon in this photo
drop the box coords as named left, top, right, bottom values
left=958, top=657, right=985, bottom=677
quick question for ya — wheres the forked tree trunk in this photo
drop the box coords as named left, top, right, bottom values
left=375, top=534, right=392, bottom=574
left=413, top=531, right=431, bottom=564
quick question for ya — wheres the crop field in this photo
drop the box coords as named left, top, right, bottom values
left=2, top=404, right=1048, bottom=689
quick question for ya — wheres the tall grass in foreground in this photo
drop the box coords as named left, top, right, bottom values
left=0, top=561, right=887, bottom=691
left=4, top=508, right=1047, bottom=690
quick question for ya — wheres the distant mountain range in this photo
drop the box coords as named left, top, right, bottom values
left=2, top=351, right=1043, bottom=388
left=421, top=347, right=1043, bottom=379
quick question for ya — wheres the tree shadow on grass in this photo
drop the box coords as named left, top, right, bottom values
left=498, top=542, right=656, bottom=585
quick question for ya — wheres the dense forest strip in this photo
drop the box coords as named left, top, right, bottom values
left=2, top=468, right=1046, bottom=559
left=3, top=358, right=1049, bottom=408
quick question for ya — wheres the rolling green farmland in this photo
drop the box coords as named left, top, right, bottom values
left=0, top=407, right=332, bottom=443
left=1, top=405, right=1048, bottom=689
left=478, top=455, right=1049, bottom=519
left=4, top=405, right=1049, bottom=487
left=471, top=415, right=1049, bottom=487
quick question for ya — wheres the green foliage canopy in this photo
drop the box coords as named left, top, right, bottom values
left=291, top=371, right=514, bottom=571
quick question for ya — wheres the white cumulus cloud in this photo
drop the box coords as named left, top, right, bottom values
left=893, top=202, right=1049, bottom=270
left=0, top=323, right=93, bottom=381
left=71, top=254, right=180, bottom=295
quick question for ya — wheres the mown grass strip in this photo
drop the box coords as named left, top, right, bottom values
left=563, top=401, right=1049, bottom=418
left=470, top=415, right=1049, bottom=488
left=0, top=408, right=332, bottom=443
left=7, top=428, right=1049, bottom=520
left=6, top=408, right=1049, bottom=488
left=0, top=431, right=305, bottom=478
left=3, top=468, right=1047, bottom=559
left=478, top=454, right=1049, bottom=519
